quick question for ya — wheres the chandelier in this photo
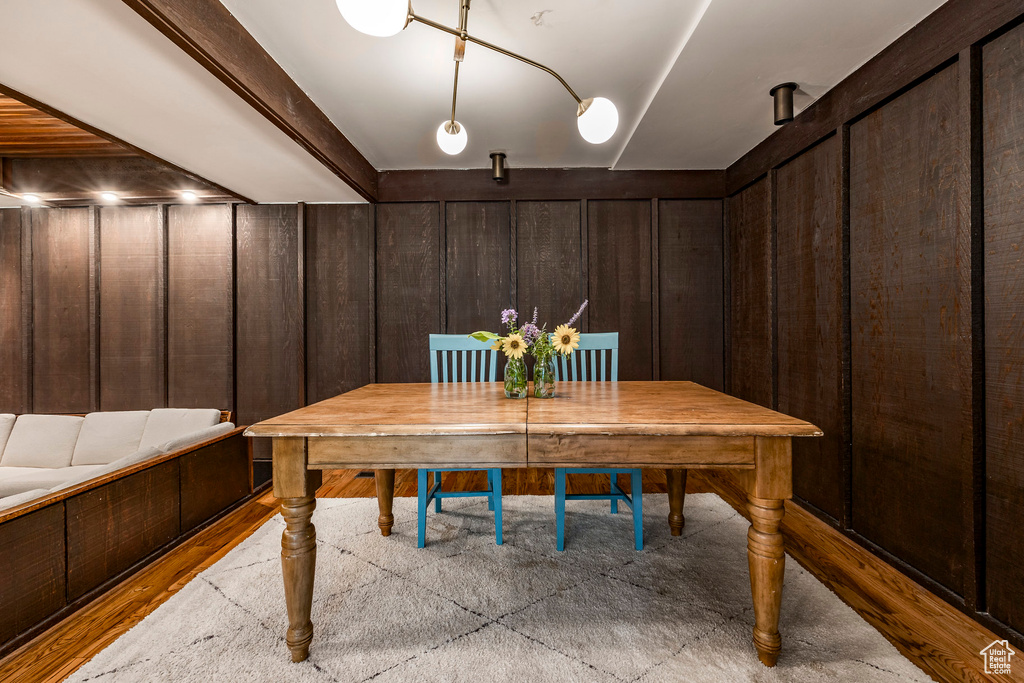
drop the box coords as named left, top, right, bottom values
left=336, top=0, right=619, bottom=155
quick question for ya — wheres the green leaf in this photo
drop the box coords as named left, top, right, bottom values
left=469, top=331, right=498, bottom=342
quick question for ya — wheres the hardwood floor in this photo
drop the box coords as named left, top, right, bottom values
left=0, top=469, right=1006, bottom=682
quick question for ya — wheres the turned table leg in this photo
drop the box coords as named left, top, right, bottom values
left=375, top=468, right=396, bottom=536
left=746, top=495, right=786, bottom=667
left=281, top=496, right=317, bottom=662
left=665, top=469, right=687, bottom=536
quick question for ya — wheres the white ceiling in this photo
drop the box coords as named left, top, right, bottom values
left=0, top=0, right=364, bottom=203
left=223, top=0, right=947, bottom=171
left=0, top=0, right=947, bottom=200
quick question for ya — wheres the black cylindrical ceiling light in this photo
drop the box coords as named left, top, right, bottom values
left=490, top=152, right=507, bottom=182
left=770, top=82, right=798, bottom=125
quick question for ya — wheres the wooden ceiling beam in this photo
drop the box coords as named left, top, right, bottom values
left=122, top=0, right=378, bottom=202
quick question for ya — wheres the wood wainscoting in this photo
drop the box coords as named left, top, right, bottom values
left=0, top=469, right=1009, bottom=683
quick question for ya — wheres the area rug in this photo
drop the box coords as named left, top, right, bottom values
left=67, top=494, right=928, bottom=683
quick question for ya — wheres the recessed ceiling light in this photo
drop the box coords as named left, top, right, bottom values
left=180, top=190, right=198, bottom=202
left=22, top=193, right=42, bottom=204
left=100, top=191, right=119, bottom=203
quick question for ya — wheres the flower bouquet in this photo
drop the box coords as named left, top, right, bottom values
left=470, top=300, right=587, bottom=399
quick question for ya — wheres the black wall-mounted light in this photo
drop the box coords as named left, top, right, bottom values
left=770, top=82, right=798, bottom=125
left=490, top=152, right=506, bottom=182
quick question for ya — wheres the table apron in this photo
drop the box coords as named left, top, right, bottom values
left=307, top=434, right=528, bottom=468
left=527, top=434, right=756, bottom=467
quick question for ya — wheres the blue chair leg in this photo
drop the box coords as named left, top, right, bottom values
left=492, top=468, right=503, bottom=545
left=555, top=467, right=566, bottom=551
left=610, top=472, right=618, bottom=514
left=418, top=469, right=428, bottom=548
left=632, top=468, right=643, bottom=551
left=487, top=469, right=495, bottom=511
left=434, top=471, right=442, bottom=512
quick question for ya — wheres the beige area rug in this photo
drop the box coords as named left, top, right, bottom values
left=67, top=494, right=928, bottom=682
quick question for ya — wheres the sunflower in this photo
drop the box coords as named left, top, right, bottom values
left=553, top=324, right=580, bottom=355
left=490, top=338, right=504, bottom=351
left=502, top=333, right=526, bottom=359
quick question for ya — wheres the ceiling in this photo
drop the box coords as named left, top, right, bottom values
left=0, top=0, right=947, bottom=201
left=0, top=94, right=128, bottom=157
left=223, top=0, right=946, bottom=171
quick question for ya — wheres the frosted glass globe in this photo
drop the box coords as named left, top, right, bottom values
left=436, top=121, right=468, bottom=155
left=336, top=0, right=408, bottom=37
left=577, top=97, right=618, bottom=144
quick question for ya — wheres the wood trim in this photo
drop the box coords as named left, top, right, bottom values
left=120, top=0, right=377, bottom=201
left=438, top=200, right=447, bottom=333
left=378, top=169, right=725, bottom=202
left=580, top=199, right=589, bottom=332
left=0, top=84, right=252, bottom=204
left=725, top=0, right=1024, bottom=194
left=698, top=469, right=1015, bottom=681
left=839, top=125, right=854, bottom=530
left=88, top=207, right=100, bottom=412
left=0, top=427, right=247, bottom=525
left=296, top=203, right=306, bottom=408
left=19, top=208, right=31, bottom=413
left=650, top=198, right=660, bottom=381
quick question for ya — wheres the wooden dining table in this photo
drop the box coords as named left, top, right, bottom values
left=245, top=381, right=821, bottom=668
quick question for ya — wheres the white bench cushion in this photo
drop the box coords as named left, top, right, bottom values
left=139, top=409, right=221, bottom=450
left=0, top=414, right=15, bottom=456
left=0, top=465, right=102, bottom=498
left=157, top=422, right=235, bottom=454
left=71, top=411, right=150, bottom=466
left=0, top=488, right=49, bottom=512
left=50, top=446, right=165, bottom=494
left=0, top=415, right=84, bottom=468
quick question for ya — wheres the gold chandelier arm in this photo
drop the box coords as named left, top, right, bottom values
left=450, top=60, right=460, bottom=125
left=408, top=13, right=583, bottom=105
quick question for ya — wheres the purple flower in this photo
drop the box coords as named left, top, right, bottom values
left=501, top=308, right=517, bottom=325
left=531, top=308, right=538, bottom=326
left=521, top=323, right=541, bottom=345
left=567, top=299, right=588, bottom=326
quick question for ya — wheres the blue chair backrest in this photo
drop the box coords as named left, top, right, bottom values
left=556, top=332, right=618, bottom=382
left=429, top=334, right=502, bottom=383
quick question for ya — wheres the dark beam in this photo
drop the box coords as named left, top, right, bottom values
left=122, top=0, right=378, bottom=202
left=726, top=0, right=1024, bottom=195
left=378, top=169, right=725, bottom=202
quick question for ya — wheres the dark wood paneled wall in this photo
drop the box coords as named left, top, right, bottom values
left=724, top=3, right=1024, bottom=647
left=0, top=210, right=23, bottom=413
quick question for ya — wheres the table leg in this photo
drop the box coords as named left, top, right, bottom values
left=746, top=494, right=786, bottom=667
left=281, top=496, right=317, bottom=662
left=375, top=468, right=396, bottom=536
left=665, top=469, right=687, bottom=536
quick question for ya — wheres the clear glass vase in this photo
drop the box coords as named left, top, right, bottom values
left=503, top=357, right=527, bottom=398
left=533, top=354, right=556, bottom=398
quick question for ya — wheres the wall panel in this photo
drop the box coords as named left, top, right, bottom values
left=445, top=202, right=511, bottom=334
left=850, top=65, right=970, bottom=595
left=658, top=200, right=724, bottom=390
left=376, top=203, right=439, bottom=383
left=588, top=200, right=653, bottom=380
left=98, top=206, right=165, bottom=410
left=776, top=137, right=845, bottom=521
left=516, top=201, right=583, bottom=325
left=0, top=210, right=23, bottom=413
left=167, top=205, right=234, bottom=410
left=306, top=204, right=372, bottom=403
left=727, top=179, right=772, bottom=407
left=30, top=207, right=93, bottom=413
left=235, top=204, right=302, bottom=450
left=983, top=23, right=1024, bottom=633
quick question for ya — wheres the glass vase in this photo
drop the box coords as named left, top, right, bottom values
left=503, top=357, right=527, bottom=398
left=533, top=354, right=556, bottom=398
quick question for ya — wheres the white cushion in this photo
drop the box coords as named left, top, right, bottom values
left=71, top=411, right=150, bottom=466
left=0, top=414, right=15, bottom=456
left=157, top=422, right=235, bottom=454
left=50, top=446, right=164, bottom=494
left=139, top=409, right=222, bottom=450
left=0, top=488, right=49, bottom=512
left=0, top=415, right=84, bottom=468
left=0, top=465, right=103, bottom=497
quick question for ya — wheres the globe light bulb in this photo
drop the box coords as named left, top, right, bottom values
left=577, top=97, right=618, bottom=144
left=436, top=120, right=468, bottom=155
left=22, top=193, right=41, bottom=204
left=336, top=0, right=409, bottom=37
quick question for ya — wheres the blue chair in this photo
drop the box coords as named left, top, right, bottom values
left=418, top=334, right=504, bottom=548
left=553, top=332, right=644, bottom=551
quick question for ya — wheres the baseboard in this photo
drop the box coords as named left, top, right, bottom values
left=695, top=469, right=1011, bottom=683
